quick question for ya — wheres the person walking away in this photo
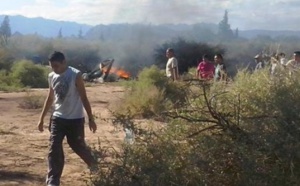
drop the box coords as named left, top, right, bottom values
left=196, top=54, right=215, bottom=80
left=166, top=48, right=179, bottom=81
left=214, top=54, right=227, bottom=81
left=37, top=51, right=97, bottom=186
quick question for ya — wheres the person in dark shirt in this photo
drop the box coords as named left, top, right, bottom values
left=254, top=54, right=265, bottom=71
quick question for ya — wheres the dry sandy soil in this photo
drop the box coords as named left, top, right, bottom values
left=0, top=84, right=127, bottom=186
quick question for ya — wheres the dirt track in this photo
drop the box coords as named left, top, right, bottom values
left=0, top=84, right=125, bottom=186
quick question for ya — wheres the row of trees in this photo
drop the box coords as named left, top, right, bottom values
left=0, top=15, right=84, bottom=44
left=0, top=10, right=238, bottom=43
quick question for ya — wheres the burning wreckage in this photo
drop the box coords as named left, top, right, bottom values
left=82, top=59, right=130, bottom=82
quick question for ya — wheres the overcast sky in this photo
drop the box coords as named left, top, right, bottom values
left=0, top=0, right=299, bottom=30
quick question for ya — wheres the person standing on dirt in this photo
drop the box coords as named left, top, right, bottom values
left=166, top=48, right=179, bottom=81
left=37, top=51, right=97, bottom=186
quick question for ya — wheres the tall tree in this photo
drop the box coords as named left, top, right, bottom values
left=57, top=28, right=63, bottom=38
left=78, top=27, right=83, bottom=39
left=218, top=10, right=234, bottom=40
left=0, top=15, right=12, bottom=46
left=235, top=28, right=239, bottom=38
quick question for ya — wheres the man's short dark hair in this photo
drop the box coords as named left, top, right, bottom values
left=294, top=51, right=300, bottom=56
left=279, top=52, right=285, bottom=57
left=215, top=53, right=223, bottom=60
left=167, top=48, right=174, bottom=53
left=49, top=51, right=65, bottom=63
left=202, top=54, right=209, bottom=60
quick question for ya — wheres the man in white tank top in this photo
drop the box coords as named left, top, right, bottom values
left=165, top=48, right=179, bottom=81
left=37, top=51, right=97, bottom=186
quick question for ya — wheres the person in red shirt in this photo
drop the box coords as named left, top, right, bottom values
left=196, top=54, right=215, bottom=80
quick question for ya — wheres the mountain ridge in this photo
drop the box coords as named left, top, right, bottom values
left=0, top=15, right=299, bottom=39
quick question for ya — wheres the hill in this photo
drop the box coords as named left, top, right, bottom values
left=0, top=15, right=92, bottom=37
left=1, top=15, right=300, bottom=40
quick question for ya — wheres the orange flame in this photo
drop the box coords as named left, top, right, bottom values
left=103, top=67, right=130, bottom=79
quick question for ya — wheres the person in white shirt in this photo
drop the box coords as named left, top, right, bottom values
left=285, top=51, right=300, bottom=76
left=165, top=48, right=179, bottom=81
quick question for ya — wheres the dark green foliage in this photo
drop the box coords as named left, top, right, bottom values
left=0, top=16, right=11, bottom=37
left=0, top=48, right=14, bottom=71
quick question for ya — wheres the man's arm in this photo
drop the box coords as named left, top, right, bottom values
left=172, top=67, right=179, bottom=81
left=220, top=65, right=227, bottom=81
left=286, top=60, right=294, bottom=70
left=171, top=59, right=179, bottom=81
left=197, top=63, right=203, bottom=79
left=211, top=65, right=215, bottom=78
left=75, top=73, right=97, bottom=132
left=37, top=87, right=54, bottom=132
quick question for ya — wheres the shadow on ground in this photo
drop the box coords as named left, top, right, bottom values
left=0, top=170, right=44, bottom=183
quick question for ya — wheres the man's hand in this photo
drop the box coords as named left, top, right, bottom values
left=37, top=120, right=44, bottom=132
left=89, top=120, right=97, bottom=133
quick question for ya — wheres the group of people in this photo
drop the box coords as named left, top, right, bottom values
left=166, top=48, right=300, bottom=82
left=254, top=51, right=300, bottom=76
left=165, top=48, right=227, bottom=81
left=196, top=53, right=227, bottom=81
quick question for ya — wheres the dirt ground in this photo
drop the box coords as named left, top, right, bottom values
left=0, top=84, right=126, bottom=186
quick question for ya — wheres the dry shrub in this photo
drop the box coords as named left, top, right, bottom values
left=19, top=91, right=44, bottom=109
left=112, top=65, right=188, bottom=119
left=90, top=67, right=300, bottom=186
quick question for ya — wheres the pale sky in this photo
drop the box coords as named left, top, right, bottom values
left=0, top=0, right=299, bottom=30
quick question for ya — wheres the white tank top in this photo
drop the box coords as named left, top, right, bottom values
left=49, top=66, right=84, bottom=119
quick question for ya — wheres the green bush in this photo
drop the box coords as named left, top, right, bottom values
left=112, top=65, right=187, bottom=118
left=11, top=60, right=48, bottom=88
left=90, top=67, right=300, bottom=186
left=0, top=70, right=22, bottom=91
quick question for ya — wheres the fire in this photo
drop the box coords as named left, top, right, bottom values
left=103, top=67, right=130, bottom=79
